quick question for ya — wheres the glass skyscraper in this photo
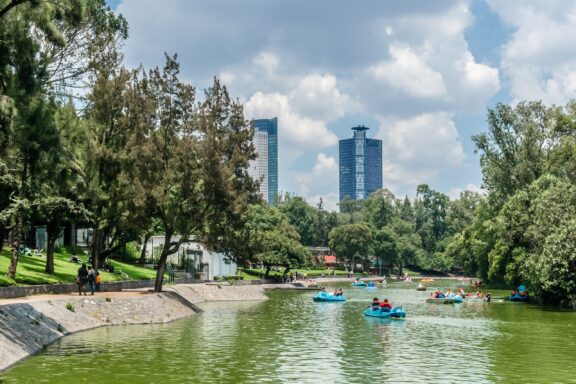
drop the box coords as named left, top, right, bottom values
left=252, top=118, right=278, bottom=205
left=339, top=125, right=382, bottom=204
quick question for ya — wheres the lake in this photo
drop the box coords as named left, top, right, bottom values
left=2, top=280, right=575, bottom=383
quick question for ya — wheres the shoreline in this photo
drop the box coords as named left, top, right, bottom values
left=0, top=283, right=271, bottom=373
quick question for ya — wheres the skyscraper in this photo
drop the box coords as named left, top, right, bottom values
left=339, top=125, right=382, bottom=204
left=250, top=118, right=278, bottom=205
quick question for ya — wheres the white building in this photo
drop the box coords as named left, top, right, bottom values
left=248, top=129, right=269, bottom=203
left=145, top=235, right=236, bottom=281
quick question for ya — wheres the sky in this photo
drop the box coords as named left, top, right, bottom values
left=106, top=0, right=576, bottom=211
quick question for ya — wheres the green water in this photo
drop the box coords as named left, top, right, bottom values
left=2, top=281, right=576, bottom=384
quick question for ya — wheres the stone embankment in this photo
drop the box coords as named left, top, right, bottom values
left=0, top=283, right=268, bottom=372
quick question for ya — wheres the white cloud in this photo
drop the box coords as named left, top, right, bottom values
left=244, top=92, right=338, bottom=149
left=447, top=183, right=485, bottom=200
left=369, top=45, right=447, bottom=98
left=379, top=112, right=466, bottom=193
left=487, top=0, right=576, bottom=104
left=293, top=153, right=339, bottom=212
left=253, top=51, right=280, bottom=75
left=290, top=74, right=360, bottom=120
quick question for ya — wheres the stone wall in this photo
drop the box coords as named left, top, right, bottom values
left=0, top=277, right=196, bottom=299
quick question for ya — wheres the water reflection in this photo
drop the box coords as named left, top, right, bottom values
left=1, top=281, right=575, bottom=384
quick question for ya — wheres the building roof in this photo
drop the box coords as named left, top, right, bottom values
left=324, top=255, right=337, bottom=264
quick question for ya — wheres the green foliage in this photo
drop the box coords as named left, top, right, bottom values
left=65, top=302, right=75, bottom=312
left=329, top=223, right=372, bottom=271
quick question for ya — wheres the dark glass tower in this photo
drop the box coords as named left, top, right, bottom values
left=254, top=118, right=278, bottom=205
left=339, top=125, right=382, bottom=205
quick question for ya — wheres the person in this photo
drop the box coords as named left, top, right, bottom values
left=87, top=266, right=96, bottom=295
left=336, top=288, right=344, bottom=296
left=417, top=282, right=424, bottom=289
left=69, top=255, right=81, bottom=264
left=77, top=263, right=89, bottom=296
left=95, top=270, right=102, bottom=292
left=371, top=297, right=380, bottom=309
left=485, top=292, right=491, bottom=303
left=476, top=290, right=483, bottom=298
left=380, top=298, right=392, bottom=311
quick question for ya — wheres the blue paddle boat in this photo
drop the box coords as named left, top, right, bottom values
left=352, top=281, right=367, bottom=287
left=509, top=285, right=529, bottom=302
left=364, top=306, right=406, bottom=319
left=313, top=291, right=346, bottom=302
left=426, top=296, right=464, bottom=304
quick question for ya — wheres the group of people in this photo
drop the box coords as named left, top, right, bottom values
left=76, top=263, right=102, bottom=296
left=430, top=287, right=491, bottom=302
left=370, top=297, right=393, bottom=311
left=332, top=288, right=344, bottom=296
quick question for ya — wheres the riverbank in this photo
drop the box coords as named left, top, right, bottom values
left=0, top=283, right=270, bottom=373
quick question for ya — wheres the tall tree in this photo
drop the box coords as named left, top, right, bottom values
left=328, top=223, right=372, bottom=273
left=278, top=194, right=316, bottom=246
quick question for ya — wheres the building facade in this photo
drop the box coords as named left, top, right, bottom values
left=248, top=130, right=269, bottom=201
left=339, top=125, right=382, bottom=204
left=251, top=118, right=278, bottom=205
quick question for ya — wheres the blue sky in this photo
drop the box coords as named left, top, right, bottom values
left=106, top=0, right=576, bottom=211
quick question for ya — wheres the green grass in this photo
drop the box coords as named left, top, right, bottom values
left=0, top=246, right=159, bottom=287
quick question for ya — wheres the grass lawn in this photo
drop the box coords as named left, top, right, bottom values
left=0, top=246, right=159, bottom=287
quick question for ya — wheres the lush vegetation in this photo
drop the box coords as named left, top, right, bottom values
left=0, top=246, right=158, bottom=286
left=0, top=0, right=260, bottom=291
left=2, top=2, right=574, bottom=307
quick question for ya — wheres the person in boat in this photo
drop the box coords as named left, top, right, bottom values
left=511, top=289, right=518, bottom=296
left=333, top=289, right=339, bottom=296
left=485, top=293, right=491, bottom=302
left=417, top=282, right=424, bottom=289
left=445, top=288, right=453, bottom=298
left=476, top=290, right=483, bottom=298
left=380, top=298, right=392, bottom=311
left=371, top=297, right=380, bottom=309
left=337, top=288, right=344, bottom=296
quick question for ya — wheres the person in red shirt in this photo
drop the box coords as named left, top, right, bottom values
left=380, top=298, right=392, bottom=311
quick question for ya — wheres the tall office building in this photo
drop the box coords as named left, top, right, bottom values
left=250, top=118, right=278, bottom=205
left=339, top=125, right=382, bottom=205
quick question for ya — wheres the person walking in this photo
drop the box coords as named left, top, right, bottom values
left=77, top=263, right=89, bottom=296
left=87, top=266, right=96, bottom=295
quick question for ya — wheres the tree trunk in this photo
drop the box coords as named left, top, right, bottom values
left=91, top=227, right=106, bottom=269
left=7, top=216, right=22, bottom=279
left=138, top=233, right=152, bottom=264
left=0, top=225, right=4, bottom=252
left=154, top=231, right=173, bottom=292
left=44, top=221, right=58, bottom=274
left=264, top=264, right=271, bottom=278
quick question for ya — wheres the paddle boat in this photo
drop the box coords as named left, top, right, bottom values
left=420, top=278, right=435, bottom=283
left=416, top=283, right=427, bottom=291
left=366, top=281, right=377, bottom=289
left=364, top=306, right=406, bottom=319
left=426, top=296, right=464, bottom=304
left=509, top=285, right=529, bottom=302
left=352, top=281, right=367, bottom=287
left=313, top=291, right=346, bottom=302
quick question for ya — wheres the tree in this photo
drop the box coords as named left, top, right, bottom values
left=328, top=223, right=372, bottom=273
left=363, top=189, right=395, bottom=229
left=486, top=175, right=576, bottom=305
left=278, top=194, right=316, bottom=246
left=372, top=227, right=397, bottom=276
left=0, top=0, right=126, bottom=277
left=472, top=101, right=557, bottom=207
